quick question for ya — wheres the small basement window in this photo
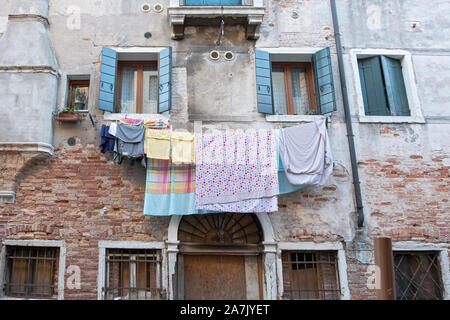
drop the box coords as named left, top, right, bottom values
left=272, top=62, right=317, bottom=115
left=281, top=251, right=341, bottom=300
left=394, top=251, right=444, bottom=300
left=104, top=249, right=162, bottom=300
left=4, top=246, right=59, bottom=299
left=68, top=80, right=90, bottom=111
left=115, top=61, right=159, bottom=114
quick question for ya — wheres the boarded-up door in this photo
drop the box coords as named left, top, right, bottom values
left=183, top=255, right=247, bottom=300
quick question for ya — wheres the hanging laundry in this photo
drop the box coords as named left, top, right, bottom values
left=108, top=122, right=117, bottom=137
left=143, top=159, right=217, bottom=216
left=273, top=129, right=306, bottom=195
left=196, top=196, right=278, bottom=213
left=278, top=153, right=306, bottom=195
left=114, top=123, right=145, bottom=165
left=171, top=131, right=195, bottom=165
left=144, top=119, right=169, bottom=129
left=120, top=115, right=143, bottom=126
left=195, top=128, right=279, bottom=213
left=100, top=125, right=116, bottom=153
left=145, top=129, right=171, bottom=160
left=279, top=119, right=333, bottom=186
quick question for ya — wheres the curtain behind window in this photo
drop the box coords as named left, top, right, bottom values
left=121, top=67, right=137, bottom=113
left=291, top=68, right=310, bottom=115
left=272, top=68, right=287, bottom=115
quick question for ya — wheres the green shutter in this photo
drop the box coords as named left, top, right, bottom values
left=313, top=47, right=337, bottom=114
left=99, top=47, right=117, bottom=112
left=358, top=57, right=390, bottom=116
left=158, top=47, right=172, bottom=113
left=380, top=56, right=410, bottom=116
left=255, top=50, right=274, bottom=114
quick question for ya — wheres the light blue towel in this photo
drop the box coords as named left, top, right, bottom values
left=278, top=153, right=306, bottom=195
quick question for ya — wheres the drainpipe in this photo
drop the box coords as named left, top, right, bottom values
left=330, top=0, right=364, bottom=228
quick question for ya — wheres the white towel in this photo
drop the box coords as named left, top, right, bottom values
left=279, top=119, right=333, bottom=186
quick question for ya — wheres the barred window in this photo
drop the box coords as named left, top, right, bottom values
left=282, top=251, right=341, bottom=300
left=105, top=249, right=163, bottom=300
left=394, top=252, right=444, bottom=300
left=4, top=246, right=59, bottom=299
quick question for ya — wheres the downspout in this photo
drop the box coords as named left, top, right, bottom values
left=330, top=0, right=364, bottom=228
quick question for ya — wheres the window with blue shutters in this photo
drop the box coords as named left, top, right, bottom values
left=98, top=47, right=172, bottom=114
left=358, top=55, right=410, bottom=116
left=256, top=47, right=337, bottom=116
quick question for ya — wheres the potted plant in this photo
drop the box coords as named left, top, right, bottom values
left=73, top=88, right=87, bottom=111
left=56, top=107, right=80, bottom=122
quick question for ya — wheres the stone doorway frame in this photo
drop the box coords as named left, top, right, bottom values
left=166, top=212, right=277, bottom=300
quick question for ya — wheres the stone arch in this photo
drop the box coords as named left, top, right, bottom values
left=166, top=213, right=277, bottom=300
left=168, top=212, right=275, bottom=244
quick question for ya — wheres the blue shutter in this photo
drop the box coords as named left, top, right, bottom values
left=313, top=47, right=337, bottom=114
left=158, top=47, right=172, bottom=113
left=380, top=56, right=410, bottom=116
left=99, top=47, right=117, bottom=112
left=358, top=57, right=390, bottom=116
left=255, top=50, right=274, bottom=114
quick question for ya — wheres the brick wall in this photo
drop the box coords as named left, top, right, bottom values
left=0, top=139, right=170, bottom=300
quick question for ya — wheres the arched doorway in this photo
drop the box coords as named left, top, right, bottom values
left=177, top=213, right=263, bottom=300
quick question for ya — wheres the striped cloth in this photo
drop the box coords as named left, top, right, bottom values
left=143, top=159, right=216, bottom=216
left=145, top=159, right=195, bottom=195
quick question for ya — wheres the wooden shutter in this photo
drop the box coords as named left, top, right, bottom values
left=380, top=56, right=410, bottom=116
left=313, top=47, right=337, bottom=114
left=158, top=47, right=172, bottom=113
left=99, top=47, right=117, bottom=112
left=358, top=57, right=390, bottom=116
left=255, top=50, right=274, bottom=114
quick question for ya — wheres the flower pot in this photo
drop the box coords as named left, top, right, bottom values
left=56, top=112, right=80, bottom=123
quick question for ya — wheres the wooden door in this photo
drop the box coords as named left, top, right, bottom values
left=183, top=255, right=247, bottom=300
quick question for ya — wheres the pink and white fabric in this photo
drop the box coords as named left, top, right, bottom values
left=195, top=129, right=279, bottom=213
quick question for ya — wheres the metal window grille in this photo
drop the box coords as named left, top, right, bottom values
left=104, top=249, right=163, bottom=300
left=394, top=252, right=444, bottom=300
left=4, top=246, right=58, bottom=299
left=281, top=251, right=341, bottom=300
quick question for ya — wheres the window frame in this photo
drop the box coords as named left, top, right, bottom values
left=271, top=62, right=317, bottom=115
left=4, top=246, right=59, bottom=299
left=280, top=250, right=341, bottom=300
left=0, top=240, right=66, bottom=300
left=97, top=241, right=167, bottom=300
left=392, top=242, right=450, bottom=300
left=115, top=61, right=158, bottom=114
left=393, top=250, right=444, bottom=300
left=350, top=48, right=425, bottom=123
left=68, top=80, right=90, bottom=111
left=276, top=242, right=350, bottom=300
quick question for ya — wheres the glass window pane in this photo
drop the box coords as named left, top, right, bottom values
left=142, top=66, right=158, bottom=114
left=272, top=68, right=287, bottom=115
left=291, top=68, right=310, bottom=115
left=120, top=66, right=137, bottom=114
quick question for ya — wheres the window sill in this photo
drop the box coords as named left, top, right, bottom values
left=265, top=114, right=328, bottom=123
left=358, top=115, right=426, bottom=124
left=103, top=113, right=170, bottom=121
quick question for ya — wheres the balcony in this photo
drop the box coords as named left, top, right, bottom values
left=168, top=0, right=265, bottom=40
